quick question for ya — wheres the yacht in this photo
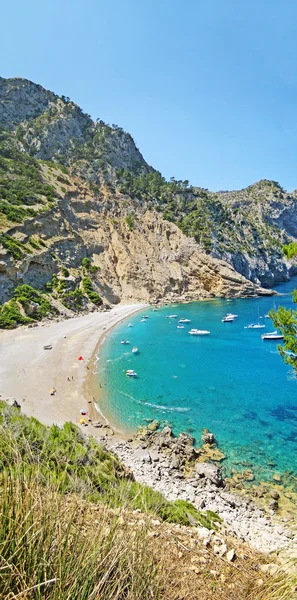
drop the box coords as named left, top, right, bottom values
left=189, top=328, right=210, bottom=336
left=179, top=318, right=191, bottom=323
left=168, top=314, right=178, bottom=318
left=261, top=331, right=284, bottom=340
left=222, top=316, right=234, bottom=322
left=246, top=308, right=265, bottom=329
left=126, top=369, right=137, bottom=377
left=227, top=313, right=238, bottom=318
left=132, top=346, right=139, bottom=354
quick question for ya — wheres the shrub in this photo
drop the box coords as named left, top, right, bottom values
left=0, top=299, right=31, bottom=329
left=60, top=266, right=70, bottom=277
left=13, top=284, right=52, bottom=319
left=0, top=234, right=24, bottom=260
left=62, top=289, right=83, bottom=310
left=125, top=215, right=135, bottom=231
left=82, top=277, right=102, bottom=305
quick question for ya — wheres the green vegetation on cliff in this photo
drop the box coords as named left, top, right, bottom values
left=0, top=126, right=56, bottom=225
left=0, top=284, right=54, bottom=328
left=0, top=402, right=221, bottom=526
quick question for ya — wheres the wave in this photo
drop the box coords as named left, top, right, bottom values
left=119, top=391, right=190, bottom=413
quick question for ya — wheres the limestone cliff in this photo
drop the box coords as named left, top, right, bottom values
left=1, top=76, right=295, bottom=322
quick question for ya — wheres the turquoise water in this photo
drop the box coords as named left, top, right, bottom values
left=97, top=279, right=297, bottom=483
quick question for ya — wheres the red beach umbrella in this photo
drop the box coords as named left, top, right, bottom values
left=78, top=356, right=84, bottom=361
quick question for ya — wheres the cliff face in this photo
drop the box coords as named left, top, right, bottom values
left=0, top=174, right=264, bottom=306
left=0, top=76, right=295, bottom=315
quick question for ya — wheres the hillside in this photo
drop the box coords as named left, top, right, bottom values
left=1, top=76, right=297, bottom=325
left=3, top=400, right=296, bottom=600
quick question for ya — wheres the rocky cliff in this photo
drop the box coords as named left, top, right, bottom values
left=1, top=76, right=296, bottom=323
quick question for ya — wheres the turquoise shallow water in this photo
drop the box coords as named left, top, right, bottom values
left=97, top=279, right=297, bottom=484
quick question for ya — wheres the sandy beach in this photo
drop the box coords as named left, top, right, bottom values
left=0, top=304, right=146, bottom=427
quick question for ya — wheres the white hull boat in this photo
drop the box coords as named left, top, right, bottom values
left=126, top=369, right=137, bottom=377
left=189, top=329, right=210, bottom=336
left=261, top=331, right=284, bottom=340
left=132, top=346, right=139, bottom=354
left=179, top=318, right=191, bottom=323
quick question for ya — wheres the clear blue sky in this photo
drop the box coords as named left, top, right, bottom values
left=1, top=0, right=297, bottom=191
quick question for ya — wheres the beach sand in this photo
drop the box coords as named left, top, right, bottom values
left=0, top=304, right=146, bottom=428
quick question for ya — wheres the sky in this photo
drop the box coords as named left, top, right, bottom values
left=1, top=0, right=297, bottom=191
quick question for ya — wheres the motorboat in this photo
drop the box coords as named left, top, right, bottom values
left=264, top=314, right=270, bottom=319
left=128, top=323, right=133, bottom=327
left=227, top=313, right=238, bottom=318
left=126, top=369, right=137, bottom=377
left=132, top=346, right=139, bottom=354
left=168, top=314, right=178, bottom=318
left=176, top=325, right=184, bottom=329
left=140, top=318, right=147, bottom=323
left=189, top=329, right=210, bottom=335
left=179, top=318, right=191, bottom=323
left=222, top=316, right=234, bottom=322
left=121, top=340, right=130, bottom=344
left=261, top=331, right=284, bottom=340
left=142, top=315, right=149, bottom=319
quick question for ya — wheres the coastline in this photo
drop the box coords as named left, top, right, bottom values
left=0, top=303, right=147, bottom=429
left=1, top=300, right=297, bottom=556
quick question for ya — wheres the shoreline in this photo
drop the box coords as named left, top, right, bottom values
left=1, top=301, right=297, bottom=555
left=83, top=306, right=144, bottom=440
left=0, top=303, right=147, bottom=429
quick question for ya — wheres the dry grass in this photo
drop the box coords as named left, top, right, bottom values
left=0, top=468, right=161, bottom=600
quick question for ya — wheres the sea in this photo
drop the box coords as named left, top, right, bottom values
left=96, top=278, right=297, bottom=486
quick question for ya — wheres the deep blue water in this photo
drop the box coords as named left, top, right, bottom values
left=96, top=279, right=297, bottom=483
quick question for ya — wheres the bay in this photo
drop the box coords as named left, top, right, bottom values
left=97, top=278, right=297, bottom=484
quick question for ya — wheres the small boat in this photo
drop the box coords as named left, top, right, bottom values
left=126, top=369, right=137, bottom=377
left=132, top=346, right=139, bottom=354
left=247, top=308, right=265, bottom=329
left=261, top=331, right=284, bottom=340
left=227, top=313, right=238, bottom=318
left=142, top=315, right=149, bottom=319
left=140, top=318, right=147, bottom=323
left=179, top=318, right=191, bottom=323
left=264, top=314, right=270, bottom=319
left=168, top=314, right=178, bottom=318
left=189, top=329, right=210, bottom=336
left=121, top=340, right=130, bottom=344
left=222, top=316, right=234, bottom=322
left=128, top=323, right=133, bottom=327
left=176, top=325, right=184, bottom=329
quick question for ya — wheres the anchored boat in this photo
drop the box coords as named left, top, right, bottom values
left=261, top=331, right=284, bottom=340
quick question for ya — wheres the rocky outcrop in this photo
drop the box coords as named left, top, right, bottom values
left=0, top=188, right=273, bottom=304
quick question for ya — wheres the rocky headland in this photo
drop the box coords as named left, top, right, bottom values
left=89, top=420, right=297, bottom=555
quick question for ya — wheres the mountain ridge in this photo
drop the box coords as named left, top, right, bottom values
left=1, top=76, right=296, bottom=325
